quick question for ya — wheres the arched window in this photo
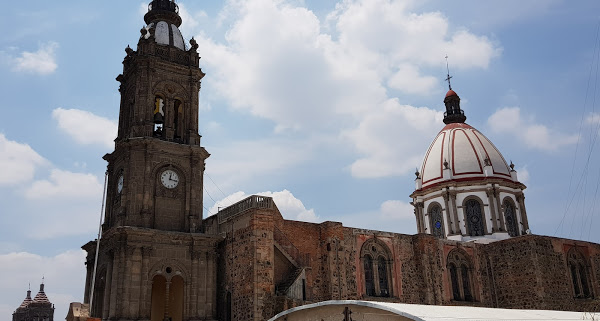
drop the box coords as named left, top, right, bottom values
left=465, top=199, right=485, bottom=236
left=568, top=248, right=593, bottom=298
left=429, top=203, right=445, bottom=239
left=153, top=95, right=165, bottom=137
left=364, top=255, right=375, bottom=296
left=503, top=199, right=519, bottom=237
left=173, top=99, right=183, bottom=140
left=360, top=239, right=393, bottom=297
left=151, top=275, right=167, bottom=321
left=447, top=249, right=474, bottom=301
left=151, top=273, right=185, bottom=321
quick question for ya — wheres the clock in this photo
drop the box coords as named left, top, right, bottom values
left=160, top=169, right=179, bottom=189
left=117, top=175, right=124, bottom=194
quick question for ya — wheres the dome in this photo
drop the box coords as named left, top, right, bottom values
left=445, top=89, right=457, bottom=97
left=144, top=21, right=186, bottom=50
left=419, top=122, right=515, bottom=190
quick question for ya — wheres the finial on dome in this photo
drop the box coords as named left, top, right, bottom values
left=510, top=161, right=515, bottom=171
left=415, top=168, right=420, bottom=178
left=443, top=159, right=450, bottom=170
left=442, top=60, right=466, bottom=124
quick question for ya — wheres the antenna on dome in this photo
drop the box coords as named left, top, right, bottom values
left=445, top=55, right=453, bottom=90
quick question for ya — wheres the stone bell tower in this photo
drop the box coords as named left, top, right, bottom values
left=82, top=1, right=220, bottom=320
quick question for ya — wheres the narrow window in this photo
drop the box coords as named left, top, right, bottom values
left=378, top=256, right=389, bottom=297
left=571, top=265, right=580, bottom=297
left=465, top=199, right=485, bottom=236
left=153, top=96, right=165, bottom=136
left=173, top=99, right=183, bottom=140
left=461, top=264, right=473, bottom=301
left=504, top=200, right=519, bottom=237
left=364, top=255, right=375, bottom=296
left=580, top=264, right=590, bottom=298
left=449, top=263, right=461, bottom=300
left=226, top=291, right=232, bottom=321
left=430, top=204, right=444, bottom=238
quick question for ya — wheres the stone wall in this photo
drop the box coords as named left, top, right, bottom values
left=210, top=200, right=600, bottom=321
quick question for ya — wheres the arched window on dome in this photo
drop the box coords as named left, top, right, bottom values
left=428, top=203, right=445, bottom=239
left=464, top=198, right=485, bottom=237
left=360, top=239, right=393, bottom=298
left=447, top=249, right=474, bottom=302
left=567, top=248, right=593, bottom=298
left=503, top=198, right=519, bottom=237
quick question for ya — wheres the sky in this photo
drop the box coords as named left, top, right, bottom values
left=1, top=0, right=600, bottom=319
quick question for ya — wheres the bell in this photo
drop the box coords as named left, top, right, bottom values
left=153, top=97, right=164, bottom=124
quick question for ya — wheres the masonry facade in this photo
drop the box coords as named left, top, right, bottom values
left=81, top=1, right=600, bottom=321
left=202, top=198, right=600, bottom=321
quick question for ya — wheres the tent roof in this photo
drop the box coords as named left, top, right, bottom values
left=268, top=300, right=599, bottom=321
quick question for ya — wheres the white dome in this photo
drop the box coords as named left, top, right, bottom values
left=420, top=122, right=515, bottom=189
left=145, top=21, right=185, bottom=50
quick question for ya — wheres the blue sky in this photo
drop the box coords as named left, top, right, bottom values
left=1, top=0, right=600, bottom=319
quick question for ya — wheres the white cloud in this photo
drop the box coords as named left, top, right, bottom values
left=344, top=99, right=443, bottom=178
left=25, top=169, right=103, bottom=200
left=586, top=112, right=600, bottom=125
left=0, top=134, right=47, bottom=186
left=12, top=42, right=59, bottom=75
left=0, top=250, right=86, bottom=321
left=52, top=108, right=117, bottom=149
left=196, top=0, right=498, bottom=132
left=208, top=189, right=319, bottom=222
left=205, top=138, right=315, bottom=190
left=379, top=199, right=414, bottom=221
left=487, top=107, right=578, bottom=151
left=329, top=199, right=416, bottom=234
left=516, top=166, right=530, bottom=183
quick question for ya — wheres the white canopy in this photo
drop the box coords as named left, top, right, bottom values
left=268, top=300, right=599, bottom=321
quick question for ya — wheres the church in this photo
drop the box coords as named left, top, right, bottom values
left=78, top=1, right=600, bottom=321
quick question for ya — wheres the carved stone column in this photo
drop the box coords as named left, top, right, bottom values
left=108, top=247, right=120, bottom=318
left=102, top=250, right=114, bottom=320
left=449, top=192, right=460, bottom=235
left=140, top=246, right=153, bottom=319
left=494, top=186, right=506, bottom=231
left=486, top=188, right=499, bottom=233
left=164, top=280, right=171, bottom=320
left=413, top=202, right=425, bottom=233
left=443, top=191, right=454, bottom=235
left=208, top=249, right=218, bottom=318
left=516, top=193, right=530, bottom=233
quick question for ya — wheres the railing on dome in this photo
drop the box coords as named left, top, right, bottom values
left=444, top=109, right=464, bottom=118
left=148, top=0, right=179, bottom=14
left=217, top=195, right=274, bottom=224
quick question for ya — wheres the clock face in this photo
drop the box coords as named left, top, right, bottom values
left=117, top=175, right=124, bottom=194
left=160, top=169, right=179, bottom=189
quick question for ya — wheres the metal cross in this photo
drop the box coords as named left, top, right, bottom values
left=445, top=55, right=453, bottom=90
left=343, top=307, right=352, bottom=321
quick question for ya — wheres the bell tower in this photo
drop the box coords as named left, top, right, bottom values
left=106, top=0, right=208, bottom=232
left=83, top=2, right=220, bottom=321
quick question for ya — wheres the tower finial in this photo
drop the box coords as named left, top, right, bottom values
left=445, top=55, right=453, bottom=90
